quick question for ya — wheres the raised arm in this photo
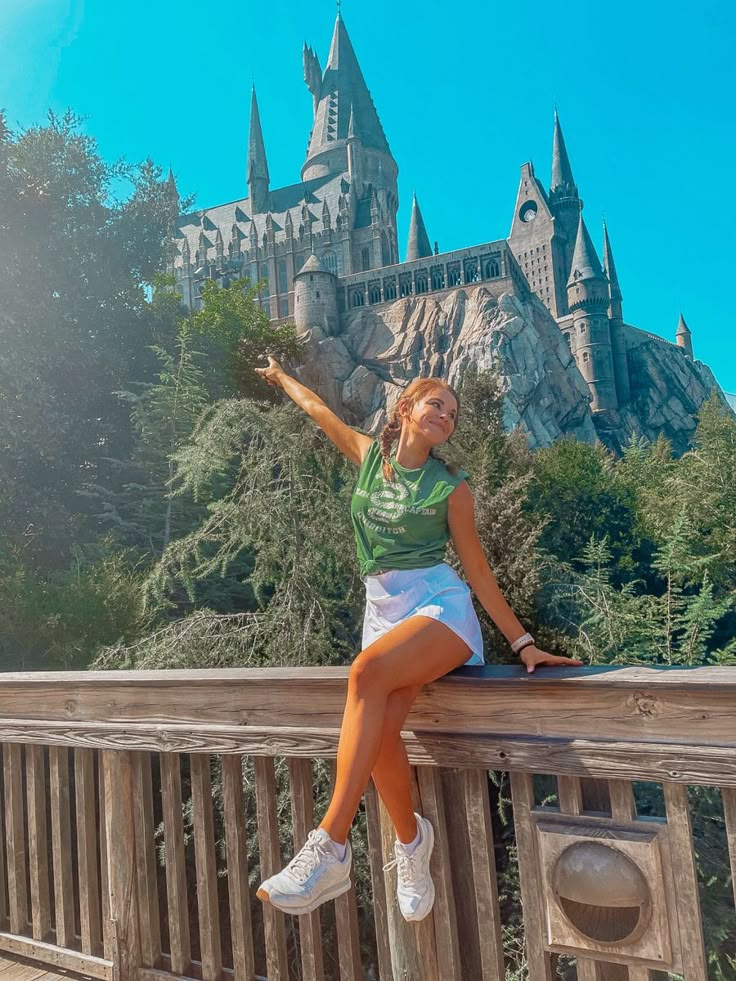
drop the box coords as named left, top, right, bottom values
left=255, top=356, right=373, bottom=466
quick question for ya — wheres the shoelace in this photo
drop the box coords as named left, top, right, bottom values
left=285, top=831, right=335, bottom=884
left=382, top=848, right=417, bottom=886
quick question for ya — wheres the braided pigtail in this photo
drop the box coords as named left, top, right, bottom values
left=428, top=447, right=459, bottom=477
left=378, top=409, right=402, bottom=482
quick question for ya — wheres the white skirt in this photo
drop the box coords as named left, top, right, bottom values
left=361, top=562, right=484, bottom=666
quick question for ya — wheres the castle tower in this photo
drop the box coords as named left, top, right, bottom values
left=602, top=220, right=631, bottom=405
left=247, top=86, right=270, bottom=214
left=293, top=253, right=338, bottom=335
left=676, top=313, right=694, bottom=359
left=567, top=214, right=618, bottom=412
left=406, top=193, right=432, bottom=261
left=549, top=110, right=582, bottom=274
left=301, top=13, right=397, bottom=192
left=346, top=104, right=363, bottom=196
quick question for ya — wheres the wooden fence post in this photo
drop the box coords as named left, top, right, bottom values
left=103, top=751, right=141, bottom=981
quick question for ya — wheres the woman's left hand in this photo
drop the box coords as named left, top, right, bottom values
left=519, top=646, right=584, bottom=674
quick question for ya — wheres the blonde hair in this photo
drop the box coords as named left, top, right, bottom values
left=378, top=377, right=461, bottom=482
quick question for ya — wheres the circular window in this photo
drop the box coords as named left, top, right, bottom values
left=552, top=842, right=652, bottom=945
left=519, top=200, right=538, bottom=223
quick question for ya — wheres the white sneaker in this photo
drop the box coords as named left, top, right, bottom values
left=382, top=813, right=435, bottom=921
left=256, top=827, right=352, bottom=915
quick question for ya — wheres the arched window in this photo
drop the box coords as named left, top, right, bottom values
left=361, top=247, right=371, bottom=271
left=484, top=259, right=500, bottom=278
left=351, top=290, right=365, bottom=308
left=277, top=260, right=288, bottom=294
left=415, top=273, right=428, bottom=294
left=399, top=275, right=412, bottom=298
left=431, top=268, right=445, bottom=290
left=369, top=286, right=381, bottom=304
left=321, top=251, right=337, bottom=274
left=447, top=263, right=461, bottom=287
left=580, top=321, right=587, bottom=333
left=582, top=351, right=590, bottom=363
left=381, top=232, right=391, bottom=267
left=384, top=280, right=397, bottom=301
left=464, top=259, right=479, bottom=283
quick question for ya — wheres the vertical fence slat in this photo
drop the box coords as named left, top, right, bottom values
left=103, top=751, right=141, bottom=981
left=722, top=786, right=736, bottom=914
left=509, top=771, right=554, bottom=981
left=3, top=744, right=28, bottom=936
left=160, top=754, right=191, bottom=977
left=363, top=781, right=394, bottom=981
left=662, top=783, right=708, bottom=981
left=327, top=761, right=362, bottom=981
left=608, top=780, right=637, bottom=822
left=221, top=755, right=256, bottom=981
left=462, top=768, right=505, bottom=981
left=98, top=751, right=113, bottom=960
left=25, top=745, right=51, bottom=942
left=287, top=759, right=324, bottom=981
left=253, top=756, right=289, bottom=981
left=131, top=752, right=162, bottom=970
left=190, top=754, right=222, bottom=981
left=49, top=746, right=75, bottom=949
left=75, top=748, right=102, bottom=956
left=416, top=765, right=462, bottom=980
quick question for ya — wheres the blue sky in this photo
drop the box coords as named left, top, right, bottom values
left=2, top=0, right=735, bottom=395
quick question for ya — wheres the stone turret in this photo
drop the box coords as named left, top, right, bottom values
left=602, top=220, right=631, bottom=405
left=247, top=86, right=270, bottom=214
left=293, top=254, right=338, bottom=335
left=406, top=193, right=432, bottom=261
left=676, top=313, right=694, bottom=359
left=567, top=214, right=618, bottom=412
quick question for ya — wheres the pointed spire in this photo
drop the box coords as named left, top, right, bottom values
left=406, top=193, right=432, bottom=262
left=676, top=313, right=691, bottom=336
left=567, top=213, right=604, bottom=286
left=247, top=85, right=270, bottom=212
left=676, top=313, right=694, bottom=358
left=551, top=109, right=577, bottom=195
left=602, top=219, right=622, bottom=302
left=302, top=13, right=391, bottom=179
left=347, top=102, right=357, bottom=140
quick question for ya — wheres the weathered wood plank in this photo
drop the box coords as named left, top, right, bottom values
left=0, top=667, right=734, bottom=749
left=722, top=786, right=736, bottom=914
left=74, top=748, right=102, bottom=956
left=221, top=756, right=256, bottom=981
left=416, top=766, right=462, bottom=980
left=3, top=744, right=28, bottom=936
left=662, top=783, right=707, bottom=981
left=103, top=751, right=140, bottom=981
left=253, top=756, right=289, bottom=981
left=327, top=761, right=362, bottom=981
left=287, top=759, right=324, bottom=981
left=363, top=782, right=393, bottom=981
left=25, top=745, right=51, bottom=942
left=49, top=746, right=76, bottom=949
left=160, top=754, right=191, bottom=977
left=97, top=752, right=112, bottom=961
left=0, top=931, right=111, bottom=980
left=608, top=780, right=637, bottom=822
left=4, top=722, right=736, bottom=788
left=509, top=772, right=554, bottom=981
left=131, top=752, right=161, bottom=969
left=189, top=755, right=222, bottom=981
left=461, top=768, right=505, bottom=981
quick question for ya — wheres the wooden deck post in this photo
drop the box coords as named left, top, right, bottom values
left=102, top=751, right=141, bottom=981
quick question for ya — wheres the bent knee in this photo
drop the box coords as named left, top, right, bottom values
left=349, top=652, right=392, bottom=698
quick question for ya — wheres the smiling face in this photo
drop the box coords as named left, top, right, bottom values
left=400, top=385, right=458, bottom=445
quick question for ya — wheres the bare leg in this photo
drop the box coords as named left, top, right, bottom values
left=319, top=617, right=470, bottom=843
left=370, top=686, right=422, bottom=843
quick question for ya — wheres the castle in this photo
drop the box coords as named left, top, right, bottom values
left=172, top=12, right=703, bottom=422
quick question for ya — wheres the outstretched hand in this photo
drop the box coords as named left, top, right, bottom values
left=255, top=355, right=286, bottom=389
left=519, top=646, right=584, bottom=674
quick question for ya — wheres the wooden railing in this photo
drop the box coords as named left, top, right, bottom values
left=0, top=666, right=733, bottom=981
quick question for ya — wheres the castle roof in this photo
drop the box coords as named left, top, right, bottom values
left=676, top=313, right=691, bottom=335
left=297, top=253, right=333, bottom=275
left=602, top=220, right=622, bottom=301
left=247, top=86, right=269, bottom=186
left=406, top=193, right=432, bottom=262
left=551, top=110, right=577, bottom=194
left=567, top=213, right=605, bottom=286
left=303, top=14, right=390, bottom=171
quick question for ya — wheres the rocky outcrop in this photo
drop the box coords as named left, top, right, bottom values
left=295, top=285, right=729, bottom=453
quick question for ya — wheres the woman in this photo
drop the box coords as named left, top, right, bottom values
left=253, top=356, right=580, bottom=920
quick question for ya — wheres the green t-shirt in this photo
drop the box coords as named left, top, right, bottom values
left=351, top=440, right=469, bottom=577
